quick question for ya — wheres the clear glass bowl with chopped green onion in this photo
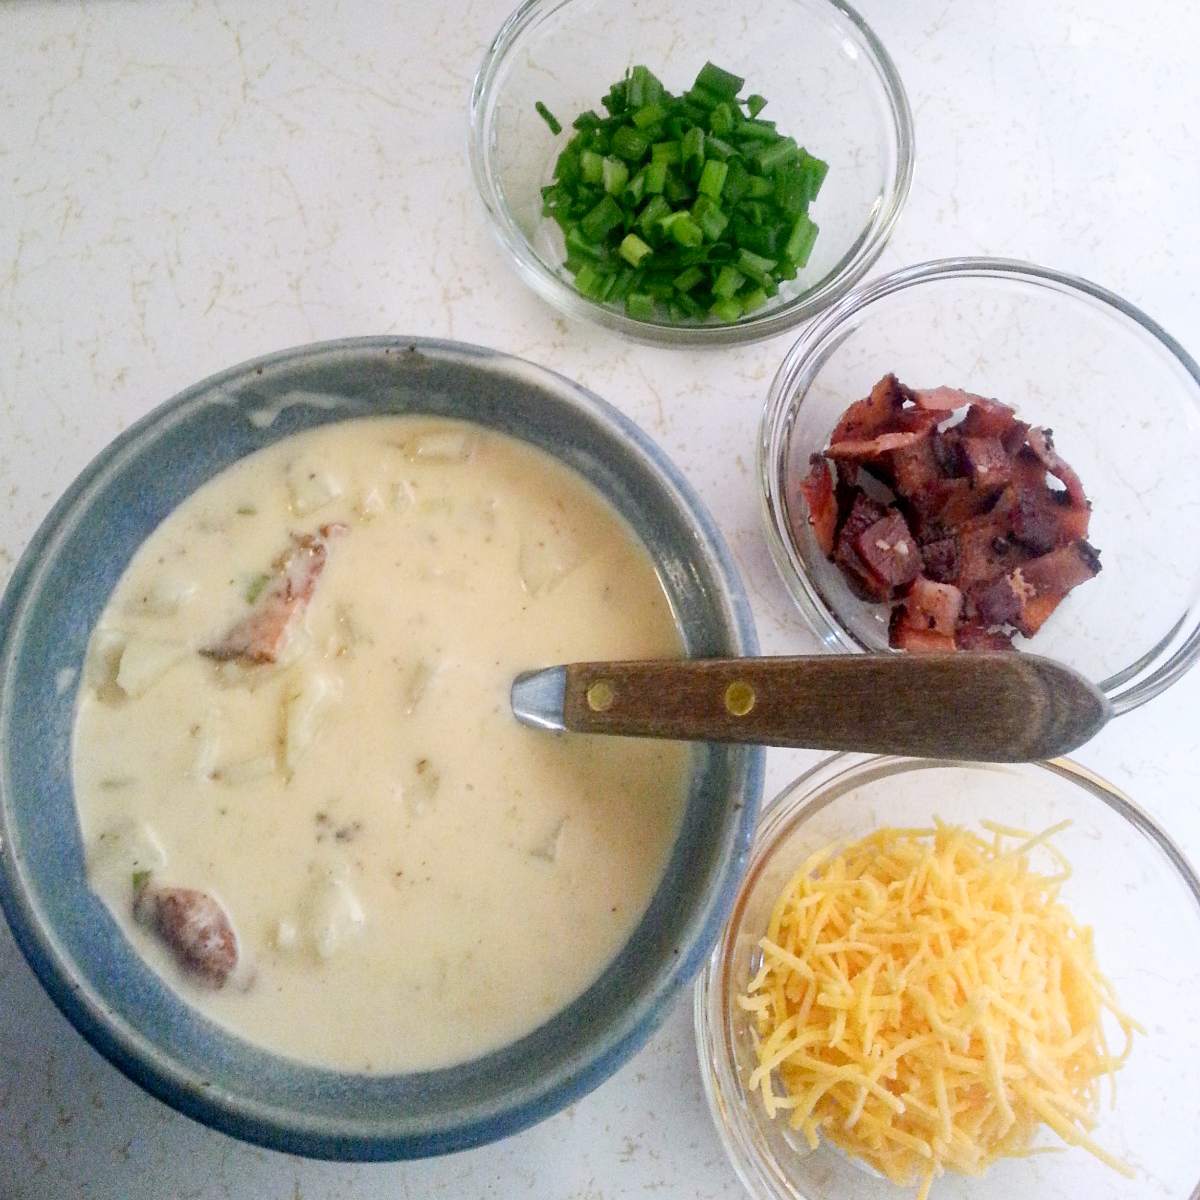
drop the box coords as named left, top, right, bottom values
left=470, top=0, right=913, bottom=347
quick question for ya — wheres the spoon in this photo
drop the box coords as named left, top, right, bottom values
left=511, top=653, right=1111, bottom=762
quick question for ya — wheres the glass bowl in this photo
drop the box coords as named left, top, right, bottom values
left=469, top=0, right=913, bottom=347
left=0, top=337, right=764, bottom=1159
left=696, top=752, right=1200, bottom=1200
left=760, top=257, right=1200, bottom=713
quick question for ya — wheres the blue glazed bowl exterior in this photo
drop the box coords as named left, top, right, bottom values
left=0, top=337, right=763, bottom=1159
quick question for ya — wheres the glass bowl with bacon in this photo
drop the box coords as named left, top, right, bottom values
left=759, top=257, right=1200, bottom=714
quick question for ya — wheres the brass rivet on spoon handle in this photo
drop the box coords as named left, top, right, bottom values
left=724, top=680, right=756, bottom=717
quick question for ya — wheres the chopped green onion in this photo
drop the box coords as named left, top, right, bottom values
left=602, top=155, right=629, bottom=195
left=660, top=211, right=703, bottom=248
left=619, top=232, right=654, bottom=267
left=625, top=292, right=656, bottom=320
left=637, top=193, right=672, bottom=236
left=650, top=140, right=681, bottom=166
left=644, top=159, right=668, bottom=194
left=627, top=64, right=665, bottom=109
left=741, top=287, right=769, bottom=313
left=580, top=194, right=624, bottom=243
left=610, top=124, right=651, bottom=162
left=736, top=118, right=778, bottom=142
left=704, top=134, right=735, bottom=161
left=580, top=149, right=604, bottom=186
left=565, top=225, right=605, bottom=261
left=745, top=174, right=774, bottom=199
left=752, top=135, right=799, bottom=173
left=784, top=213, right=820, bottom=268
left=709, top=102, right=736, bottom=137
left=712, top=265, right=746, bottom=299
left=662, top=171, right=691, bottom=204
left=691, top=195, right=729, bottom=242
left=710, top=295, right=743, bottom=322
left=535, top=101, right=562, bottom=135
left=685, top=82, right=722, bottom=111
left=694, top=62, right=745, bottom=100
left=697, top=159, right=728, bottom=200
left=632, top=101, right=668, bottom=129
left=736, top=247, right=777, bottom=286
left=537, top=60, right=829, bottom=325
left=798, top=151, right=829, bottom=200
left=572, top=261, right=608, bottom=299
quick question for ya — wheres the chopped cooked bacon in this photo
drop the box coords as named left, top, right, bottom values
left=956, top=395, right=1022, bottom=440
left=837, top=491, right=889, bottom=547
left=954, top=510, right=1030, bottom=591
left=955, top=621, right=1016, bottom=651
left=1022, top=538, right=1101, bottom=590
left=830, top=373, right=911, bottom=444
left=1011, top=490, right=1090, bottom=554
left=955, top=435, right=1012, bottom=492
left=972, top=569, right=1029, bottom=629
left=912, top=385, right=989, bottom=412
left=202, top=524, right=346, bottom=665
left=919, top=535, right=960, bottom=583
left=825, top=428, right=934, bottom=460
left=834, top=493, right=890, bottom=600
left=1025, top=426, right=1089, bottom=509
left=1009, top=592, right=1065, bottom=639
left=885, top=435, right=943, bottom=496
left=794, top=455, right=837, bottom=557
left=973, top=545, right=1099, bottom=639
left=908, top=475, right=1001, bottom=535
left=852, top=510, right=923, bottom=597
left=890, top=577, right=962, bottom=652
left=1007, top=449, right=1091, bottom=551
left=829, top=376, right=942, bottom=466
left=794, top=375, right=1100, bottom=652
left=134, top=882, right=241, bottom=988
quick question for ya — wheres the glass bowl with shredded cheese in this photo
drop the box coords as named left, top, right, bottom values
left=696, top=753, right=1200, bottom=1200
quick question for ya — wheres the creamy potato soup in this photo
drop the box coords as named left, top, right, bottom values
left=72, top=416, right=688, bottom=1072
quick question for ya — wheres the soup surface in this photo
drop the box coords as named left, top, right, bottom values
left=72, top=415, right=688, bottom=1072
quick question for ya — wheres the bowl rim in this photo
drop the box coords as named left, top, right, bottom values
left=694, top=750, right=1200, bottom=1200
left=467, top=0, right=915, bottom=347
left=0, top=335, right=766, bottom=1160
left=758, top=254, right=1200, bottom=714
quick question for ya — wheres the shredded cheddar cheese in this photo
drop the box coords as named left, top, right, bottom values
left=739, top=820, right=1139, bottom=1198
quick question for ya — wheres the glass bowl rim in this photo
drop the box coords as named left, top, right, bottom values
left=467, top=0, right=916, bottom=348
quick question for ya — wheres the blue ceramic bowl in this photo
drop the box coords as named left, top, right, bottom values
left=0, top=337, right=763, bottom=1159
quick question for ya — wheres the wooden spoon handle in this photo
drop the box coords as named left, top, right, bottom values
left=560, top=653, right=1110, bottom=762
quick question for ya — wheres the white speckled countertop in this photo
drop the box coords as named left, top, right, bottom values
left=2, top=1, right=1199, bottom=1197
